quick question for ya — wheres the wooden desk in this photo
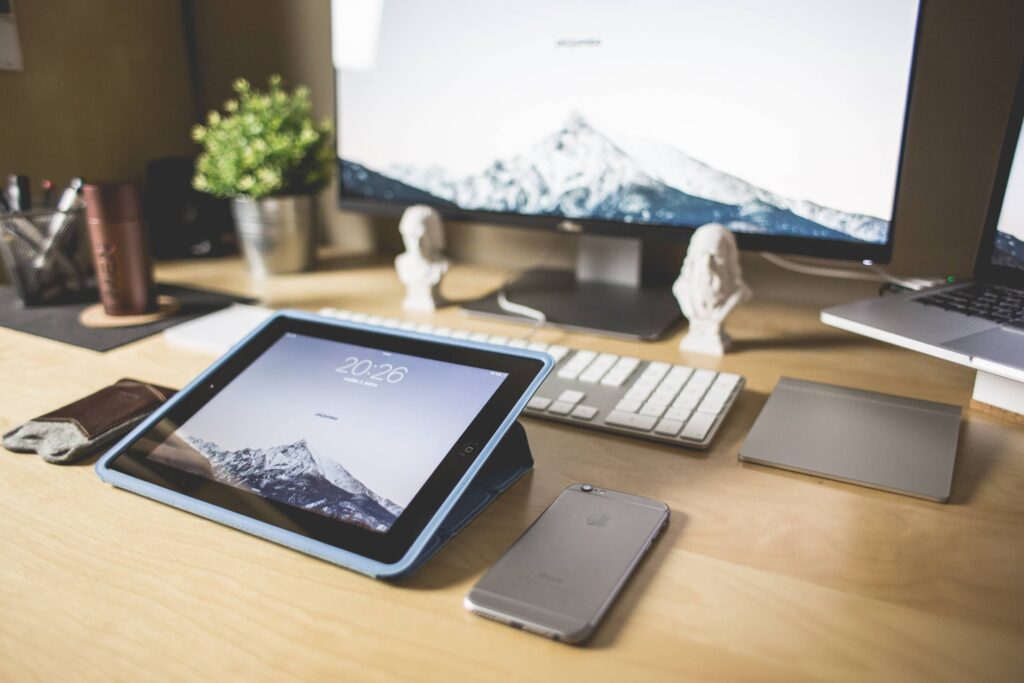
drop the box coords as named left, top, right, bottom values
left=1, top=257, right=1022, bottom=682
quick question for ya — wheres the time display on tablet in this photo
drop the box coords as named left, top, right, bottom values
left=336, top=356, right=408, bottom=383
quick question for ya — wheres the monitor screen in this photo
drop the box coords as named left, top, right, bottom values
left=144, top=332, right=508, bottom=533
left=335, top=0, right=919, bottom=255
left=993, top=130, right=1024, bottom=270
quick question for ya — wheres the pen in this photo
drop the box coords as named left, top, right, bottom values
left=15, top=175, right=31, bottom=211
left=35, top=177, right=84, bottom=268
left=41, top=179, right=54, bottom=208
left=4, top=175, right=19, bottom=212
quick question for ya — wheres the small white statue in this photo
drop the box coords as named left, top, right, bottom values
left=673, top=223, right=751, bottom=356
left=395, top=205, right=449, bottom=312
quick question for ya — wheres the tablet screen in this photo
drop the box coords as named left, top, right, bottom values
left=145, top=332, right=508, bottom=533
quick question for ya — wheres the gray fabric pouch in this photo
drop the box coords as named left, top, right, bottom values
left=3, top=378, right=175, bottom=464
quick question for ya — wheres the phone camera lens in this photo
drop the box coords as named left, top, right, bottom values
left=581, top=484, right=593, bottom=492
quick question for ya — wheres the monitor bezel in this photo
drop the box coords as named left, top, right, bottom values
left=972, top=60, right=1024, bottom=289
left=334, top=1, right=927, bottom=266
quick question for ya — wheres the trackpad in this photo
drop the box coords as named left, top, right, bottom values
left=739, top=378, right=962, bottom=502
left=943, top=327, right=1024, bottom=367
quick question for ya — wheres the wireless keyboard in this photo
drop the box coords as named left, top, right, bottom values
left=318, top=308, right=744, bottom=450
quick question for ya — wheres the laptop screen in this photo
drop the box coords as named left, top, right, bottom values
left=992, top=131, right=1024, bottom=271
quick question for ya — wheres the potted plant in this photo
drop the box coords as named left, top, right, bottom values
left=192, top=75, right=333, bottom=276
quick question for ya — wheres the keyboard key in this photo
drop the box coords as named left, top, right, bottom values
left=654, top=419, right=684, bottom=436
left=571, top=405, right=599, bottom=420
left=488, top=335, right=510, bottom=345
left=713, top=372, right=741, bottom=390
left=528, top=341, right=550, bottom=352
left=604, top=411, right=657, bottom=432
left=625, top=385, right=654, bottom=401
left=547, top=345, right=570, bottom=363
left=527, top=397, right=551, bottom=411
left=451, top=329, right=471, bottom=339
left=600, top=357, right=640, bottom=387
left=667, top=365, right=693, bottom=382
left=688, top=369, right=717, bottom=390
left=664, top=406, right=692, bottom=422
left=639, top=363, right=670, bottom=383
left=615, top=398, right=643, bottom=413
left=698, top=393, right=729, bottom=414
left=672, top=396, right=700, bottom=412
left=681, top=412, right=717, bottom=441
left=367, top=315, right=386, bottom=326
left=548, top=401, right=575, bottom=415
left=382, top=318, right=403, bottom=328
left=508, top=339, right=528, bottom=348
left=579, top=356, right=617, bottom=383
left=557, top=350, right=596, bottom=379
left=351, top=312, right=370, bottom=323
left=639, top=401, right=668, bottom=417
left=416, top=323, right=434, bottom=333
left=470, top=332, right=490, bottom=342
left=557, top=389, right=585, bottom=405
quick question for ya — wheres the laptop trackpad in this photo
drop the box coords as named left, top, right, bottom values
left=943, top=327, right=1024, bottom=367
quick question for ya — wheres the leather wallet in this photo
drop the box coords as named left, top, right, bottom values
left=3, top=378, right=176, bottom=464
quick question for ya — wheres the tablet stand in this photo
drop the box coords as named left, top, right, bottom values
left=398, top=420, right=534, bottom=578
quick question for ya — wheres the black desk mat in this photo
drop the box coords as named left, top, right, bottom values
left=0, top=284, right=253, bottom=352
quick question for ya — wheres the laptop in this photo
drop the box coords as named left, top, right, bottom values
left=822, top=63, right=1024, bottom=382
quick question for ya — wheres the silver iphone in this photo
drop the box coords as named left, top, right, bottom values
left=464, top=484, right=669, bottom=643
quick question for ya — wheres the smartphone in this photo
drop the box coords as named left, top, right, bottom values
left=464, top=484, right=669, bottom=643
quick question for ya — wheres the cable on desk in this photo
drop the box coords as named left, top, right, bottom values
left=761, top=252, right=939, bottom=292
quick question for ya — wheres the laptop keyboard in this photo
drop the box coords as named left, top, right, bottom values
left=317, top=307, right=744, bottom=450
left=915, top=282, right=1024, bottom=324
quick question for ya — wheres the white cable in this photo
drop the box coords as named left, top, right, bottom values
left=761, top=252, right=938, bottom=291
left=760, top=252, right=883, bottom=282
left=494, top=257, right=554, bottom=339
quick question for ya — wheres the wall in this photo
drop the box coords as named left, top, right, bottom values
left=4, top=1, right=1023, bottom=284
left=0, top=0, right=195, bottom=189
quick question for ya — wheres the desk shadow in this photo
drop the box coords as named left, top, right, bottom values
left=730, top=332, right=864, bottom=354
left=396, top=472, right=542, bottom=591
left=946, top=417, right=1000, bottom=506
left=584, top=513, right=686, bottom=649
left=315, top=252, right=389, bottom=271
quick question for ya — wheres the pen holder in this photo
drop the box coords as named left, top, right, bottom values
left=0, top=208, right=87, bottom=306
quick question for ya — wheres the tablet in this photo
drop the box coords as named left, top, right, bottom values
left=96, top=310, right=552, bottom=577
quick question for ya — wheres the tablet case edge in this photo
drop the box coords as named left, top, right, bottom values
left=95, top=309, right=552, bottom=579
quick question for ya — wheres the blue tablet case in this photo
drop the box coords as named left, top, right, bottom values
left=95, top=310, right=551, bottom=579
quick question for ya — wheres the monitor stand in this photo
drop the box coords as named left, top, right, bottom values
left=461, top=235, right=684, bottom=341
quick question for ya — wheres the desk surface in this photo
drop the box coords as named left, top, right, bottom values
left=1, top=256, right=1022, bottom=682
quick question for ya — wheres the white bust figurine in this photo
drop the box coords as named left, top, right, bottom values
left=673, top=223, right=752, bottom=356
left=395, top=205, right=449, bottom=312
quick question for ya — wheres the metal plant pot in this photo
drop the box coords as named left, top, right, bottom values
left=231, top=195, right=317, bottom=276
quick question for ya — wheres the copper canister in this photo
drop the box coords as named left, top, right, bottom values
left=83, top=182, right=156, bottom=315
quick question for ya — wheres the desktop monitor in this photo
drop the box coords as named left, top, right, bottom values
left=333, top=0, right=922, bottom=339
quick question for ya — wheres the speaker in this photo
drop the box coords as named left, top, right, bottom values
left=142, top=157, right=236, bottom=259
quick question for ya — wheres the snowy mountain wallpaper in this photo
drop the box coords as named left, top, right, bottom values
left=147, top=333, right=507, bottom=532
left=335, top=0, right=920, bottom=244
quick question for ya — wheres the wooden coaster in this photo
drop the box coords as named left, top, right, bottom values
left=79, top=295, right=181, bottom=329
